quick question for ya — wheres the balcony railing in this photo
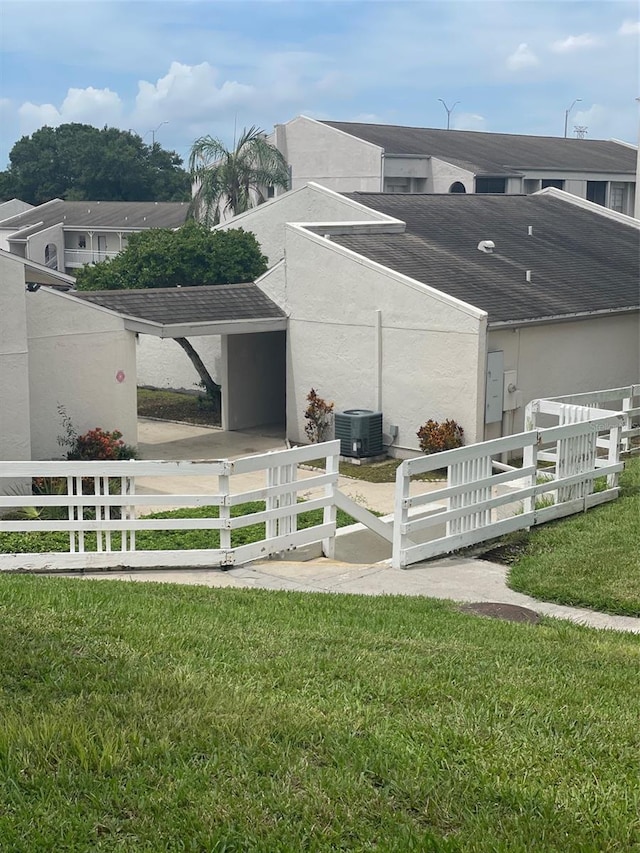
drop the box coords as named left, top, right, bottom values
left=64, top=249, right=120, bottom=267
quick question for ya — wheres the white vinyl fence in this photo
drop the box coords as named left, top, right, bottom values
left=526, top=385, right=640, bottom=455
left=0, top=387, right=634, bottom=574
left=0, top=441, right=341, bottom=572
left=392, top=405, right=625, bottom=568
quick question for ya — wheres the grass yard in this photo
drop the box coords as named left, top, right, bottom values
left=1, top=577, right=640, bottom=851
left=305, top=456, right=445, bottom=483
left=0, top=502, right=357, bottom=554
left=138, top=387, right=221, bottom=427
left=505, top=456, right=640, bottom=617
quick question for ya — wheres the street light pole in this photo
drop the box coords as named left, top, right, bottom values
left=563, top=99, right=582, bottom=138
left=438, top=99, right=460, bottom=131
left=149, top=120, right=169, bottom=146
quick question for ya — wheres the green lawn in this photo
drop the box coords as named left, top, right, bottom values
left=0, top=502, right=357, bottom=554
left=306, top=457, right=445, bottom=483
left=1, top=577, right=640, bottom=851
left=506, top=456, right=640, bottom=617
left=138, top=387, right=220, bottom=426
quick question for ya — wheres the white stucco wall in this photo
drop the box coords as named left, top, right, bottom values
left=486, top=312, right=640, bottom=437
left=428, top=158, right=476, bottom=193
left=136, top=334, right=222, bottom=394
left=24, top=222, right=65, bottom=270
left=384, top=157, right=429, bottom=179
left=217, top=183, right=392, bottom=267
left=26, top=291, right=137, bottom=460
left=0, top=256, right=32, bottom=461
left=283, top=225, right=487, bottom=451
left=274, top=116, right=383, bottom=193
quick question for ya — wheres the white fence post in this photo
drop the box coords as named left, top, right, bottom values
left=219, top=472, right=231, bottom=557
left=622, top=395, right=632, bottom=454
left=322, top=446, right=339, bottom=559
left=392, top=461, right=410, bottom=569
left=607, top=423, right=622, bottom=489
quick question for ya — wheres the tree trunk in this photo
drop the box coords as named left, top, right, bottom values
left=174, top=337, right=221, bottom=414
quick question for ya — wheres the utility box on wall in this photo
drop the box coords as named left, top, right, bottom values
left=335, top=409, right=383, bottom=458
left=485, top=351, right=504, bottom=424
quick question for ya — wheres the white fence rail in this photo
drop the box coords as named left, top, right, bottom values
left=0, top=386, right=634, bottom=574
left=526, top=385, right=640, bottom=455
left=392, top=409, right=625, bottom=568
left=0, top=441, right=341, bottom=572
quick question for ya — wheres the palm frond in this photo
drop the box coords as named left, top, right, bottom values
left=187, top=125, right=290, bottom=223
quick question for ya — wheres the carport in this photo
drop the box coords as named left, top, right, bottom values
left=74, top=284, right=288, bottom=433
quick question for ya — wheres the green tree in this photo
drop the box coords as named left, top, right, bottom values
left=0, top=123, right=190, bottom=205
left=189, top=125, right=289, bottom=226
left=75, top=222, right=268, bottom=411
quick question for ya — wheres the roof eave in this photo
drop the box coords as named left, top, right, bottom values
left=123, top=316, right=288, bottom=338
left=489, top=305, right=639, bottom=329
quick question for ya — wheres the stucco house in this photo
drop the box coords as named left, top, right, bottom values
left=3, top=181, right=638, bottom=462
left=0, top=199, right=189, bottom=275
left=271, top=116, right=638, bottom=215
left=215, top=183, right=639, bottom=451
left=0, top=250, right=137, bottom=462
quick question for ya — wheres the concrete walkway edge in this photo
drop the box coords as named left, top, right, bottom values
left=60, top=555, right=640, bottom=635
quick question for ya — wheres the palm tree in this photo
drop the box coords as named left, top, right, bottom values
left=188, top=126, right=289, bottom=225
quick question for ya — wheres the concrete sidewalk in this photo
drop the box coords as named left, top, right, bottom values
left=65, top=556, right=640, bottom=635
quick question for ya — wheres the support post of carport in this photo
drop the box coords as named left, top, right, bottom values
left=220, top=334, right=230, bottom=431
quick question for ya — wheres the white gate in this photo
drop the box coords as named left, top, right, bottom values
left=0, top=441, right=340, bottom=572
left=392, top=408, right=624, bottom=568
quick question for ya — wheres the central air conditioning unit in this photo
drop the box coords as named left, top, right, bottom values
left=334, top=409, right=383, bottom=459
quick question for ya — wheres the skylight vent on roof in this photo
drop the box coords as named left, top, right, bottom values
left=477, top=240, right=495, bottom=254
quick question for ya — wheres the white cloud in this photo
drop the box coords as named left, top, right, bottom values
left=506, top=43, right=539, bottom=70
left=134, top=62, right=255, bottom=126
left=18, top=87, right=123, bottom=135
left=453, top=113, right=486, bottom=132
left=569, top=104, right=608, bottom=138
left=551, top=33, right=598, bottom=53
left=618, top=20, right=640, bottom=36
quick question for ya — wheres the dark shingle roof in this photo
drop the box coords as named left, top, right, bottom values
left=322, top=122, right=636, bottom=175
left=336, top=193, right=640, bottom=324
left=1, top=199, right=189, bottom=238
left=73, top=283, right=286, bottom=325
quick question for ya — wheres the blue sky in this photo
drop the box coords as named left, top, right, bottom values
left=0, top=0, right=638, bottom=169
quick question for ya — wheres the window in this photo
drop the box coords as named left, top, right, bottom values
left=266, top=185, right=275, bottom=199
left=44, top=243, right=58, bottom=270
left=449, top=181, right=466, bottom=193
left=384, top=177, right=411, bottom=193
left=609, top=183, right=627, bottom=213
left=541, top=179, right=565, bottom=190
left=78, top=235, right=86, bottom=249
left=475, top=177, right=506, bottom=194
left=586, top=181, right=607, bottom=206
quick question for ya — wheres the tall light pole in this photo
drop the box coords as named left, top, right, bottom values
left=148, top=121, right=169, bottom=146
left=438, top=99, right=460, bottom=131
left=564, top=99, right=581, bottom=138
left=635, top=97, right=640, bottom=220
